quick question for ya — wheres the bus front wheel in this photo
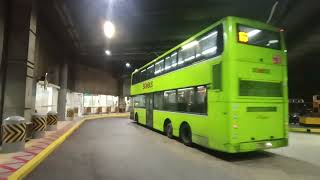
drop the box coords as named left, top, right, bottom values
left=180, top=123, right=192, bottom=146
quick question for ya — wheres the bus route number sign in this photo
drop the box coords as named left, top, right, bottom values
left=238, top=32, right=248, bottom=43
left=143, top=81, right=153, bottom=89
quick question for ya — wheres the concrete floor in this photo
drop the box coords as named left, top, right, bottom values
left=26, top=118, right=320, bottom=180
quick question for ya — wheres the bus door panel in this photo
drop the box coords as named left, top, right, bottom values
left=146, top=94, right=153, bottom=128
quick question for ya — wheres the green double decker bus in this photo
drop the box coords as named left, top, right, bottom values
left=130, top=16, right=288, bottom=153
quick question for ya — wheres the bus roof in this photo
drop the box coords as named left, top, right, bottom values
left=132, top=16, right=280, bottom=76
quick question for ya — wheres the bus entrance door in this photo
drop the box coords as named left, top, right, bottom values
left=146, top=94, right=153, bottom=128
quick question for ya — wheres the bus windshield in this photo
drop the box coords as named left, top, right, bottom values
left=237, top=24, right=281, bottom=50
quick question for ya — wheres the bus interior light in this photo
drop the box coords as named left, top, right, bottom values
left=248, top=29, right=261, bottom=37
left=184, top=56, right=195, bottom=62
left=267, top=40, right=279, bottom=46
left=182, top=41, right=198, bottom=50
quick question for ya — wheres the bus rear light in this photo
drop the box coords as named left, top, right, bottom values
left=272, top=55, right=281, bottom=64
left=265, top=142, right=273, bottom=147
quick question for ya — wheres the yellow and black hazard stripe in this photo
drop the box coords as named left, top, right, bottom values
left=47, top=114, right=58, bottom=125
left=32, top=116, right=46, bottom=131
left=67, top=109, right=74, bottom=117
left=2, top=123, right=26, bottom=143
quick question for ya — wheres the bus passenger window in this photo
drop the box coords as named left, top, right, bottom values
left=154, top=92, right=164, bottom=110
left=134, top=95, right=146, bottom=108
left=171, top=52, right=178, bottom=68
left=164, top=90, right=177, bottom=111
left=177, top=88, right=194, bottom=112
left=196, top=31, right=218, bottom=59
left=132, top=73, right=137, bottom=84
left=155, top=60, right=164, bottom=75
left=179, top=41, right=197, bottom=64
left=147, top=65, right=154, bottom=79
left=194, top=86, right=207, bottom=114
left=141, top=69, right=147, bottom=81
left=165, top=56, right=171, bottom=71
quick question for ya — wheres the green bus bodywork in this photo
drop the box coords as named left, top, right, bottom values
left=130, top=16, right=288, bottom=153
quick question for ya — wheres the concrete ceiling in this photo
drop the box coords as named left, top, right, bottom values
left=38, top=0, right=320, bottom=77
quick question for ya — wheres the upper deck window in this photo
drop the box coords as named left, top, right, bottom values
left=146, top=65, right=155, bottom=79
left=155, top=59, right=164, bottom=75
left=131, top=24, right=223, bottom=85
left=196, top=31, right=218, bottom=58
left=237, top=24, right=281, bottom=50
left=165, top=52, right=178, bottom=71
left=178, top=41, right=197, bottom=65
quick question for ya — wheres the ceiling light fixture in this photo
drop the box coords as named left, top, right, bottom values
left=103, top=21, right=115, bottom=38
left=105, top=50, right=111, bottom=56
left=125, top=62, right=131, bottom=68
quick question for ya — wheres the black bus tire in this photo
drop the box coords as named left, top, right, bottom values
left=180, top=123, right=192, bottom=146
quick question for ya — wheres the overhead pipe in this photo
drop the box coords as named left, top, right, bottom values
left=267, top=1, right=279, bottom=24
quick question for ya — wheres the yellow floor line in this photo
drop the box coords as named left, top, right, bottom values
left=8, top=114, right=129, bottom=180
left=290, top=127, right=320, bottom=134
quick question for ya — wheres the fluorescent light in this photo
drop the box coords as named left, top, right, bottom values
left=103, top=21, right=115, bottom=38
left=247, top=29, right=261, bottom=37
left=202, top=46, right=217, bottom=55
left=178, top=60, right=184, bottom=65
left=182, top=41, right=198, bottom=50
left=268, top=40, right=279, bottom=44
left=184, top=56, right=195, bottom=62
left=105, top=50, right=111, bottom=55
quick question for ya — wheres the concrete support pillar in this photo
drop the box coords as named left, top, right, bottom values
left=2, top=0, right=37, bottom=122
left=118, top=77, right=129, bottom=112
left=58, top=63, right=68, bottom=121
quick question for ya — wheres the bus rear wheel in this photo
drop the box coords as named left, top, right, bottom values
left=180, top=123, right=192, bottom=146
left=165, top=122, right=173, bottom=139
